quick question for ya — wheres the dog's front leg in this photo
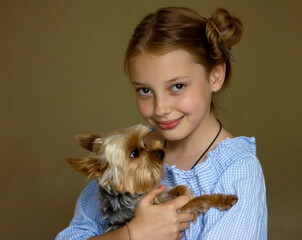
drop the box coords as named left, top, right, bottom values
left=180, top=194, right=238, bottom=214
left=168, top=185, right=195, bottom=199
left=154, top=185, right=195, bottom=204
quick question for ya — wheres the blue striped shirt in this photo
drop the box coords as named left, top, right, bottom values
left=56, top=137, right=267, bottom=240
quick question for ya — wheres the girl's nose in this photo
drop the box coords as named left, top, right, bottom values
left=154, top=96, right=171, bottom=116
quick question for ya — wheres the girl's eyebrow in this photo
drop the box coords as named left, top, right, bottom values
left=166, top=76, right=190, bottom=83
left=132, top=76, right=190, bottom=86
left=131, top=81, right=145, bottom=87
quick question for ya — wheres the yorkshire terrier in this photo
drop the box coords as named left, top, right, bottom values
left=66, top=124, right=237, bottom=233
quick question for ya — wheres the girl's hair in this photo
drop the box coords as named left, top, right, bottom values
left=124, top=7, right=243, bottom=111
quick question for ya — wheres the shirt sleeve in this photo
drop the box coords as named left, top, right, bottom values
left=55, top=181, right=106, bottom=240
left=201, top=156, right=268, bottom=240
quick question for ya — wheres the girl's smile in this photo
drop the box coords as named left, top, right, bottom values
left=156, top=116, right=184, bottom=130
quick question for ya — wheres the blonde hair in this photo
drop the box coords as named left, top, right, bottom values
left=124, top=7, right=243, bottom=111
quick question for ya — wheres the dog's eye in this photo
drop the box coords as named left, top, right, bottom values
left=130, top=149, right=140, bottom=158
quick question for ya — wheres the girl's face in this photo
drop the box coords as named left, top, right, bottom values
left=130, top=49, right=221, bottom=141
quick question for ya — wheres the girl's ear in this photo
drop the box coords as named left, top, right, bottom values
left=209, top=63, right=226, bottom=92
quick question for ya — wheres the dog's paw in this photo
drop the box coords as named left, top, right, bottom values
left=218, top=195, right=238, bottom=210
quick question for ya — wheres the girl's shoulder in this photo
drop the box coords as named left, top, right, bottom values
left=206, top=136, right=260, bottom=174
left=209, top=136, right=257, bottom=160
left=206, top=136, right=259, bottom=175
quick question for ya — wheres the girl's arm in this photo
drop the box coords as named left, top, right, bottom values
left=55, top=181, right=106, bottom=240
left=56, top=183, right=194, bottom=240
left=202, top=156, right=267, bottom=239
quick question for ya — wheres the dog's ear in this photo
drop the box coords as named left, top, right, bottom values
left=65, top=157, right=108, bottom=179
left=75, top=134, right=102, bottom=152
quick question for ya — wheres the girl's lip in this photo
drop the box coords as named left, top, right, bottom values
left=156, top=117, right=183, bottom=130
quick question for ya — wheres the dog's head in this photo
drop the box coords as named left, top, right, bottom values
left=66, top=124, right=165, bottom=195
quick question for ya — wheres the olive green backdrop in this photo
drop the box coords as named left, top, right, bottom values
left=1, top=0, right=301, bottom=239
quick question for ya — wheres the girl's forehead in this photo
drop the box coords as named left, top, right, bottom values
left=133, top=49, right=195, bottom=65
left=129, top=50, right=202, bottom=82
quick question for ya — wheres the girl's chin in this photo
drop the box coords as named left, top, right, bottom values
left=157, top=130, right=187, bottom=142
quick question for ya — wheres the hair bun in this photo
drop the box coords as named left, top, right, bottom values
left=206, top=8, right=243, bottom=61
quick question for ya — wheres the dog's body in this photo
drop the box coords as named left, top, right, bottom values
left=66, top=124, right=237, bottom=233
left=98, top=186, right=140, bottom=232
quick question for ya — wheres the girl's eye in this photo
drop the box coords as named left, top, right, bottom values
left=171, top=84, right=185, bottom=92
left=137, top=88, right=152, bottom=96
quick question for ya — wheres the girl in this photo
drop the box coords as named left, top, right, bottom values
left=56, top=7, right=267, bottom=240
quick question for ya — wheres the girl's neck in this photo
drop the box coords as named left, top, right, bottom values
left=164, top=116, right=231, bottom=170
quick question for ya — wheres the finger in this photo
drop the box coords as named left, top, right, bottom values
left=172, top=194, right=191, bottom=209
left=179, top=212, right=194, bottom=222
left=139, top=185, right=166, bottom=205
left=179, top=221, right=191, bottom=232
left=177, top=231, right=184, bottom=240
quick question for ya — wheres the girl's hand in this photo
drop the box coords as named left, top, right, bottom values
left=129, top=185, right=194, bottom=240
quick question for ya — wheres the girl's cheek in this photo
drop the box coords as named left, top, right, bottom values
left=136, top=100, right=152, bottom=118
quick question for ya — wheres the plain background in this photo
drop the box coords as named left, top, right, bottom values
left=1, top=0, right=301, bottom=239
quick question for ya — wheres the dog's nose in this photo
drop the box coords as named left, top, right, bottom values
left=156, top=149, right=165, bottom=160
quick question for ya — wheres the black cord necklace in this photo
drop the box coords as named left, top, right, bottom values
left=190, top=119, right=222, bottom=169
